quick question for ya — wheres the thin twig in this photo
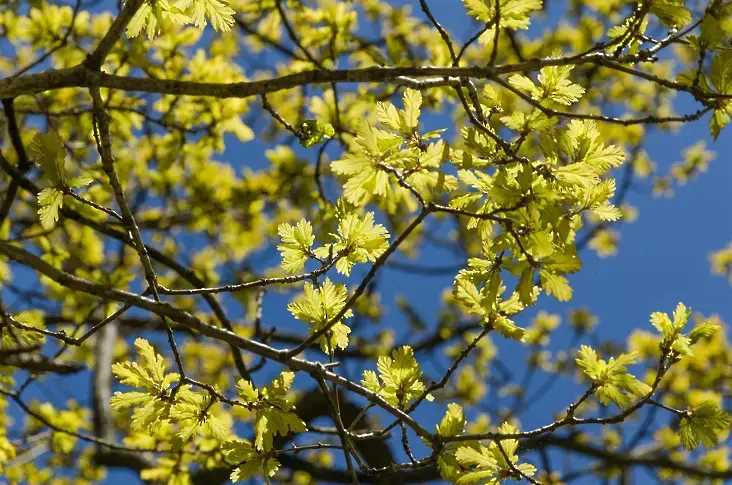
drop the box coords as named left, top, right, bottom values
left=90, top=86, right=186, bottom=383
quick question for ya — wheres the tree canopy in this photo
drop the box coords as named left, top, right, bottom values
left=0, top=0, right=731, bottom=484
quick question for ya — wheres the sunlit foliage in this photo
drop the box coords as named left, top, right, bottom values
left=0, top=0, right=731, bottom=484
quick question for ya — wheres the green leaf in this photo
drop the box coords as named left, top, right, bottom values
left=456, top=469, right=499, bottom=485
left=463, top=0, right=542, bottom=30
left=436, top=403, right=466, bottom=437
left=496, top=0, right=543, bottom=29
left=606, top=16, right=648, bottom=55
left=363, top=346, right=431, bottom=408
left=689, top=319, right=720, bottom=344
left=169, top=392, right=229, bottom=444
left=462, top=0, right=492, bottom=21
left=456, top=445, right=497, bottom=470
left=542, top=253, right=582, bottom=274
left=516, top=267, right=534, bottom=306
left=699, top=15, right=726, bottom=47
left=331, top=121, right=401, bottom=206
left=111, top=338, right=177, bottom=391
left=222, top=439, right=280, bottom=482
left=508, top=74, right=540, bottom=99
left=422, top=128, right=447, bottom=140
left=136, top=338, right=167, bottom=382
left=709, top=108, right=730, bottom=141
left=679, top=401, right=732, bottom=450
left=671, top=302, right=692, bottom=331
left=288, top=278, right=353, bottom=354
left=576, top=346, right=649, bottom=408
left=482, top=84, right=502, bottom=109
left=2, top=311, right=46, bottom=348
left=401, top=89, right=422, bottom=130
left=493, top=315, right=525, bottom=341
left=236, top=379, right=259, bottom=402
left=277, top=219, right=315, bottom=273
left=591, top=203, right=622, bottom=221
left=269, top=370, right=296, bottom=394
left=361, top=370, right=381, bottom=393
left=109, top=390, right=151, bottom=411
left=528, top=230, right=554, bottom=259
left=300, top=119, right=335, bottom=148
left=649, top=304, right=709, bottom=357
left=37, top=188, right=64, bottom=230
left=455, top=422, right=536, bottom=484
left=576, top=345, right=600, bottom=379
left=109, top=338, right=182, bottom=433
left=185, top=0, right=235, bottom=31
left=454, top=273, right=486, bottom=316
left=437, top=453, right=463, bottom=483
left=650, top=0, right=692, bottom=27
left=536, top=56, right=585, bottom=105
left=126, top=1, right=154, bottom=38
left=376, top=101, right=401, bottom=131
left=671, top=334, right=693, bottom=357
left=540, top=270, right=572, bottom=301
left=650, top=311, right=673, bottom=338
left=28, top=132, right=67, bottom=185
left=324, top=211, right=390, bottom=276
left=710, top=50, right=732, bottom=94
left=68, top=175, right=94, bottom=189
left=140, top=457, right=189, bottom=483
left=236, top=372, right=306, bottom=451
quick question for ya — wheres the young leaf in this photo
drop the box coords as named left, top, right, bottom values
left=376, top=101, right=401, bottom=131
left=671, top=302, right=692, bottom=331
left=436, top=403, right=466, bottom=437
left=300, top=119, right=335, bottom=148
left=28, top=132, right=67, bottom=185
left=362, top=346, right=432, bottom=408
left=222, top=439, right=280, bottom=482
left=401, top=89, right=422, bottom=130
left=236, top=372, right=307, bottom=451
left=109, top=338, right=183, bottom=433
left=184, top=0, right=235, bottom=31
left=331, top=121, right=399, bottom=206
left=288, top=278, right=353, bottom=354
left=679, top=401, right=732, bottom=450
left=540, top=270, right=573, bottom=302
left=709, top=108, right=730, bottom=140
left=508, top=75, right=540, bottom=99
left=650, top=1, right=691, bottom=27
left=650, top=311, right=673, bottom=338
left=709, top=50, right=732, bottom=94
left=455, top=422, right=536, bottom=484
left=575, top=346, right=650, bottom=408
left=277, top=219, right=315, bottom=273
left=689, top=319, right=720, bottom=344
left=462, top=0, right=542, bottom=30
left=169, top=392, right=229, bottom=445
left=316, top=211, right=390, bottom=276
left=37, top=188, right=64, bottom=230
left=493, top=315, right=525, bottom=341
left=68, top=175, right=94, bottom=189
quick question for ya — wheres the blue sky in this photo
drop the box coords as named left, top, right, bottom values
left=3, top=1, right=731, bottom=484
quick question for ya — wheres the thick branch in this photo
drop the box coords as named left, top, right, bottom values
left=83, top=0, right=145, bottom=70
left=0, top=353, right=85, bottom=374
left=0, top=99, right=32, bottom=226
left=1, top=53, right=724, bottom=101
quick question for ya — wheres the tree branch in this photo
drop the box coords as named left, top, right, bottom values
left=2, top=52, right=725, bottom=101
left=0, top=238, right=435, bottom=441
